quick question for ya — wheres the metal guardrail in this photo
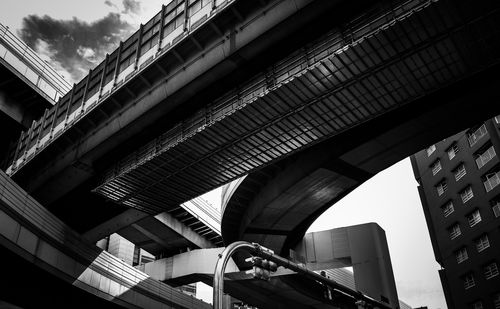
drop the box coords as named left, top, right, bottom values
left=7, top=0, right=237, bottom=175
left=0, top=23, right=72, bottom=102
left=182, top=197, right=221, bottom=235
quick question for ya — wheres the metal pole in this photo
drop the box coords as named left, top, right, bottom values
left=257, top=248, right=391, bottom=309
left=213, top=241, right=392, bottom=309
left=213, top=241, right=256, bottom=309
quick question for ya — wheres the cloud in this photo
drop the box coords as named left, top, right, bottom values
left=122, top=0, right=141, bottom=15
left=19, top=13, right=134, bottom=83
left=104, top=0, right=119, bottom=10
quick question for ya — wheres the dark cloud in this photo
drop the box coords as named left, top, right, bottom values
left=19, top=13, right=134, bottom=83
left=122, top=0, right=141, bottom=15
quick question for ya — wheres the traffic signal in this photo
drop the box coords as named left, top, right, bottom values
left=245, top=257, right=278, bottom=280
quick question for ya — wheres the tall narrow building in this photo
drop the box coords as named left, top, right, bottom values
left=411, top=117, right=500, bottom=309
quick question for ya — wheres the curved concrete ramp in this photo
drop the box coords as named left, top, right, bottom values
left=0, top=171, right=210, bottom=309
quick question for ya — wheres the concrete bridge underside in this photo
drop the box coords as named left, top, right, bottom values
left=9, top=0, right=500, bottom=243
left=10, top=0, right=354, bottom=234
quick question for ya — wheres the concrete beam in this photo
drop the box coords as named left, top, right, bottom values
left=153, top=212, right=215, bottom=249
left=83, top=208, right=215, bottom=250
left=83, top=209, right=149, bottom=243
left=138, top=247, right=239, bottom=282
left=130, top=223, right=171, bottom=248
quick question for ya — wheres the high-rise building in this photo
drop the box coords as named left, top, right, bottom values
left=411, top=117, right=500, bottom=309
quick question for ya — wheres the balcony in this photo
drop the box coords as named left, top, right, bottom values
left=484, top=172, right=500, bottom=193
left=468, top=124, right=487, bottom=147
left=475, top=146, right=496, bottom=169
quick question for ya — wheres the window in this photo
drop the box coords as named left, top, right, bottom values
left=456, top=247, right=468, bottom=264
left=427, top=144, right=436, bottom=156
left=475, top=145, right=496, bottom=169
left=492, top=201, right=500, bottom=218
left=468, top=124, right=487, bottom=147
left=436, top=181, right=448, bottom=196
left=188, top=0, right=202, bottom=17
left=484, top=172, right=500, bottom=193
left=484, top=262, right=499, bottom=279
left=449, top=224, right=461, bottom=240
left=463, top=273, right=475, bottom=289
left=472, top=301, right=483, bottom=309
left=494, top=293, right=500, bottom=309
left=461, top=186, right=474, bottom=203
left=475, top=234, right=490, bottom=252
left=431, top=160, right=442, bottom=175
left=447, top=143, right=459, bottom=160
left=467, top=209, right=482, bottom=227
left=442, top=201, right=454, bottom=217
left=454, top=164, right=467, bottom=181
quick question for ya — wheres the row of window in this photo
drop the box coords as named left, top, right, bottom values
left=440, top=194, right=500, bottom=221
left=447, top=205, right=497, bottom=240
left=426, top=123, right=489, bottom=158
left=436, top=181, right=474, bottom=201
left=436, top=171, right=500, bottom=199
left=462, top=262, right=499, bottom=291
left=432, top=145, right=496, bottom=178
left=454, top=234, right=491, bottom=263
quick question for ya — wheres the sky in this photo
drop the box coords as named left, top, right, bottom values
left=0, top=1, right=447, bottom=308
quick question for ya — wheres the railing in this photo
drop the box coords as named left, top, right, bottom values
left=6, top=0, right=238, bottom=175
left=431, top=160, right=441, bottom=175
left=467, top=211, right=481, bottom=227
left=182, top=197, right=221, bottom=235
left=476, top=235, right=490, bottom=252
left=484, top=172, right=500, bottom=192
left=436, top=182, right=447, bottom=196
left=461, top=187, right=474, bottom=203
left=0, top=23, right=71, bottom=102
left=7, top=0, right=436, bottom=178
left=450, top=225, right=461, bottom=240
left=468, top=124, right=487, bottom=147
left=463, top=275, right=475, bottom=289
left=455, top=249, right=468, bottom=264
left=454, top=165, right=466, bottom=181
left=442, top=202, right=454, bottom=217
left=476, top=146, right=496, bottom=169
left=493, top=202, right=500, bottom=218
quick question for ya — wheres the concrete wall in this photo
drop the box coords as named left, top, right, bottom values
left=294, top=223, right=399, bottom=308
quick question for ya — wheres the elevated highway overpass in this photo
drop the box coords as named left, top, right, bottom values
left=0, top=170, right=211, bottom=309
left=0, top=23, right=70, bottom=169
left=3, top=0, right=500, bottom=306
left=8, top=0, right=500, bottom=244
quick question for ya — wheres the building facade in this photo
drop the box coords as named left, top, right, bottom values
left=411, top=117, right=500, bottom=309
